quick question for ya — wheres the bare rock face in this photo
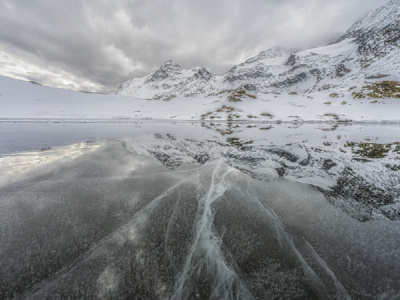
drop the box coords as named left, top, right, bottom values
left=356, top=21, right=400, bottom=65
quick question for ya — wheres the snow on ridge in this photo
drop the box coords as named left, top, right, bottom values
left=116, top=60, right=219, bottom=99
left=116, top=0, right=400, bottom=99
left=241, top=47, right=292, bottom=65
left=338, top=0, right=400, bottom=42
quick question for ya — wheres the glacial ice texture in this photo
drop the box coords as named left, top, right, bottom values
left=1, top=140, right=400, bottom=299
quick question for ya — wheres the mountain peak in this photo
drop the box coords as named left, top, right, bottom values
left=144, top=60, right=182, bottom=83
left=160, top=60, right=181, bottom=70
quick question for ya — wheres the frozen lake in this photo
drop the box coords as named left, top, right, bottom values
left=1, top=121, right=400, bottom=299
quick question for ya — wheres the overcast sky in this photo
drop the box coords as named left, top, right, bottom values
left=0, top=0, right=390, bottom=93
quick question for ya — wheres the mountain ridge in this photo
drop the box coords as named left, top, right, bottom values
left=336, top=0, right=400, bottom=42
left=117, top=0, right=400, bottom=99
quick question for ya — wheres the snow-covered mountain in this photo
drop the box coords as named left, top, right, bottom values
left=116, top=60, right=217, bottom=99
left=117, top=0, right=400, bottom=99
left=336, top=0, right=400, bottom=42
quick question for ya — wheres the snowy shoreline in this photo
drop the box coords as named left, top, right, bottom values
left=2, top=118, right=400, bottom=125
left=2, top=75, right=400, bottom=124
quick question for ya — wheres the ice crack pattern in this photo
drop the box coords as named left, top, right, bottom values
left=1, top=141, right=400, bottom=299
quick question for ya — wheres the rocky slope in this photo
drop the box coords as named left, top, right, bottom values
left=117, top=0, right=400, bottom=99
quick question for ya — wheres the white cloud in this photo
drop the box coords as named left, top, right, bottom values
left=0, top=50, right=105, bottom=92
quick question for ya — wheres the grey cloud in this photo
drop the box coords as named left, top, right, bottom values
left=0, top=0, right=390, bottom=92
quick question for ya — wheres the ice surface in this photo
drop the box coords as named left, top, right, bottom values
left=1, top=135, right=400, bottom=299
